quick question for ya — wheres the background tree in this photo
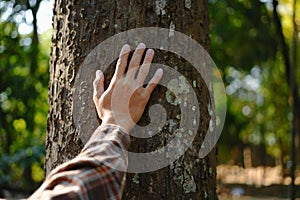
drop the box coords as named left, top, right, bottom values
left=210, top=0, right=300, bottom=198
left=210, top=0, right=300, bottom=169
left=46, top=0, right=216, bottom=199
left=0, top=0, right=50, bottom=195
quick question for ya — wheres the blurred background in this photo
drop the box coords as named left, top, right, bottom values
left=0, top=0, right=299, bottom=199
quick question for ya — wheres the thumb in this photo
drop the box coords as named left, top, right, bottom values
left=93, top=70, right=105, bottom=101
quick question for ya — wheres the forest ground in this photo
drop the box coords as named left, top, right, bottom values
left=217, top=165, right=300, bottom=199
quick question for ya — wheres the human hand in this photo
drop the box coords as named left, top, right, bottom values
left=93, top=43, right=163, bottom=133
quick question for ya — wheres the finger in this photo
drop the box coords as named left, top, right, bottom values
left=112, top=44, right=131, bottom=83
left=145, top=68, right=163, bottom=94
left=127, top=43, right=146, bottom=78
left=136, top=49, right=154, bottom=85
left=93, top=70, right=105, bottom=102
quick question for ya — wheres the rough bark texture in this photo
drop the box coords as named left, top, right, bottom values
left=46, top=0, right=216, bottom=199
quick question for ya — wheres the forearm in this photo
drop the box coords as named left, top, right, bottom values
left=29, top=124, right=130, bottom=200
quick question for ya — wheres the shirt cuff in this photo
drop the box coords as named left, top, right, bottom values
left=83, top=123, right=131, bottom=152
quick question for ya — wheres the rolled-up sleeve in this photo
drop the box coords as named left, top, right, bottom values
left=29, top=125, right=130, bottom=200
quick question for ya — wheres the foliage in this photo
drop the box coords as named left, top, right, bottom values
left=209, top=0, right=299, bottom=167
left=0, top=0, right=51, bottom=192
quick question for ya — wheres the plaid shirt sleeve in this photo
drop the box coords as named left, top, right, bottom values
left=29, top=124, right=130, bottom=200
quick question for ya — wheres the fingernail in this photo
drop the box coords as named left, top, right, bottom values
left=96, top=70, right=101, bottom=77
left=136, top=43, right=146, bottom=50
left=157, top=68, right=163, bottom=75
left=146, top=49, right=154, bottom=55
left=122, top=44, right=130, bottom=52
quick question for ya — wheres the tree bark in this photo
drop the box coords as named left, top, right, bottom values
left=46, top=0, right=216, bottom=199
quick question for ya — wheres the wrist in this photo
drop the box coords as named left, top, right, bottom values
left=101, top=116, right=132, bottom=133
left=101, top=115, right=116, bottom=125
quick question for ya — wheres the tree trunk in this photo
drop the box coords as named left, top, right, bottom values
left=46, top=0, right=216, bottom=199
